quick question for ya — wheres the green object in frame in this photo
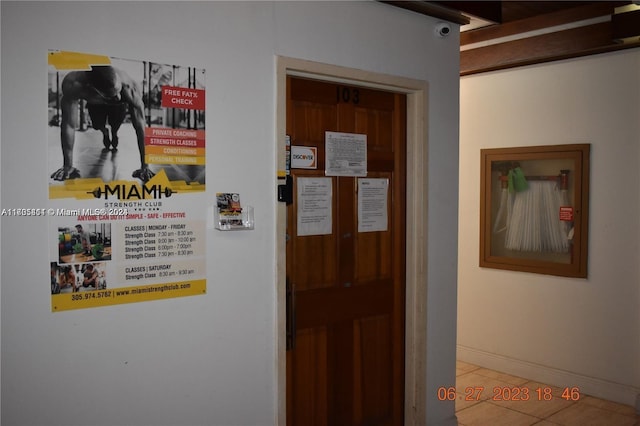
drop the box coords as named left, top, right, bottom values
left=508, top=167, right=528, bottom=192
left=92, top=244, right=104, bottom=260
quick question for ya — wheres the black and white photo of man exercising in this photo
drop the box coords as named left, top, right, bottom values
left=50, top=65, right=154, bottom=182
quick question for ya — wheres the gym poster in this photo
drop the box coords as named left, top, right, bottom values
left=47, top=50, right=206, bottom=311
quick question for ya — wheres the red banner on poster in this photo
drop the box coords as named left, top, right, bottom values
left=161, top=86, right=205, bottom=110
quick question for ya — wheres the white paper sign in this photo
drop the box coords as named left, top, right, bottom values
left=358, top=178, right=389, bottom=232
left=325, top=131, right=367, bottom=176
left=297, top=177, right=333, bottom=236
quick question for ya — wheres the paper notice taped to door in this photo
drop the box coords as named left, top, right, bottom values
left=325, top=131, right=367, bottom=176
left=358, top=178, right=389, bottom=232
left=297, top=177, right=332, bottom=236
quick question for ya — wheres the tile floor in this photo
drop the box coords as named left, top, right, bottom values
left=455, top=360, right=640, bottom=426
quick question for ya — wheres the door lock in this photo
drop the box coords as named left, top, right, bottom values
left=278, top=175, right=293, bottom=205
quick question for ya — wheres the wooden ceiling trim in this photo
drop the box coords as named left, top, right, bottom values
left=461, top=21, right=640, bottom=75
left=381, top=1, right=640, bottom=75
left=381, top=1, right=470, bottom=25
left=461, top=2, right=620, bottom=45
left=433, top=1, right=502, bottom=24
left=612, top=8, right=640, bottom=40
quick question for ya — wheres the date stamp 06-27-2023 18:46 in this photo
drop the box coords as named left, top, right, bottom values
left=438, top=385, right=582, bottom=403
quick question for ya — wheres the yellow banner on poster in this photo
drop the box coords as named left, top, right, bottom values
left=48, top=51, right=112, bottom=70
left=48, top=170, right=205, bottom=199
left=145, top=154, right=206, bottom=166
left=145, top=146, right=206, bottom=157
left=51, top=279, right=206, bottom=312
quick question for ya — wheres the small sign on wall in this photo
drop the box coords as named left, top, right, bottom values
left=291, top=146, right=317, bottom=169
left=559, top=206, right=574, bottom=221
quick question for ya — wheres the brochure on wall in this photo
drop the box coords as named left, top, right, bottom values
left=296, top=177, right=333, bottom=236
left=357, top=178, right=389, bottom=233
left=325, top=131, right=367, bottom=176
left=215, top=193, right=244, bottom=228
left=47, top=50, right=207, bottom=311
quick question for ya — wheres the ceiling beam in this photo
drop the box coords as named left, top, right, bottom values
left=461, top=2, right=621, bottom=46
left=381, top=1, right=470, bottom=25
left=612, top=7, right=640, bottom=40
left=433, top=1, right=502, bottom=24
left=460, top=2, right=640, bottom=76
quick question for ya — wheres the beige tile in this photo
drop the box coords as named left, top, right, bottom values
left=457, top=360, right=481, bottom=376
left=581, top=395, right=639, bottom=417
left=456, top=372, right=517, bottom=403
left=456, top=394, right=483, bottom=412
left=454, top=361, right=640, bottom=425
left=456, top=401, right=540, bottom=426
left=455, top=372, right=508, bottom=412
left=452, top=372, right=482, bottom=412
left=488, top=380, right=578, bottom=419
left=473, top=367, right=529, bottom=386
left=547, top=401, right=638, bottom=426
left=457, top=372, right=517, bottom=394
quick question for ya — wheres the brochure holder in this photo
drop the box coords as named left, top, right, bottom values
left=214, top=193, right=254, bottom=231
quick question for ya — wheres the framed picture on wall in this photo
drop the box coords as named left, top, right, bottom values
left=480, top=144, right=590, bottom=278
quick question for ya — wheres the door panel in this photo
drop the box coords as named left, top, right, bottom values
left=288, top=170, right=337, bottom=292
left=290, top=327, right=328, bottom=426
left=358, top=315, right=392, bottom=423
left=286, top=76, right=406, bottom=426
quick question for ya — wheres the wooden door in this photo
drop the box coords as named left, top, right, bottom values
left=286, top=76, right=406, bottom=426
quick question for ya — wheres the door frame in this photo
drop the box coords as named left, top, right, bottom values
left=276, top=56, right=428, bottom=425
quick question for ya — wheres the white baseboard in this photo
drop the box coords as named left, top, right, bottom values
left=457, top=345, right=640, bottom=410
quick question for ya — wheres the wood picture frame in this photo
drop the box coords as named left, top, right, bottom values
left=480, top=144, right=590, bottom=277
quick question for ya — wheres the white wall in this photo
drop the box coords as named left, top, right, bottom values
left=1, top=2, right=461, bottom=425
left=458, top=49, right=640, bottom=406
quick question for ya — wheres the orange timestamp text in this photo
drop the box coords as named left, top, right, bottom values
left=437, top=386, right=580, bottom=402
